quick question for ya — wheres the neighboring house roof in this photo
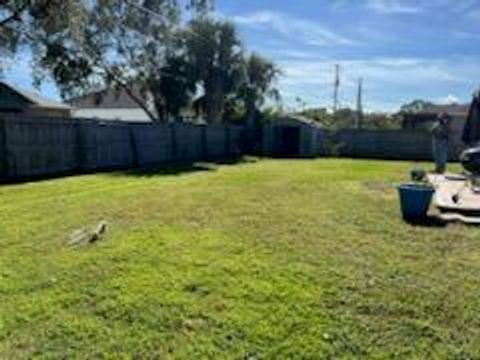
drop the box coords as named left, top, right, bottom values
left=68, top=87, right=147, bottom=109
left=68, top=86, right=158, bottom=122
left=401, top=103, right=470, bottom=116
left=0, top=81, right=71, bottom=110
left=401, top=103, right=470, bottom=128
left=72, top=108, right=152, bottom=123
left=421, top=103, right=470, bottom=116
left=69, top=86, right=204, bottom=123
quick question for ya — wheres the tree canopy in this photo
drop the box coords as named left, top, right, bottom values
left=183, top=18, right=244, bottom=123
left=0, top=0, right=280, bottom=125
left=239, top=53, right=281, bottom=127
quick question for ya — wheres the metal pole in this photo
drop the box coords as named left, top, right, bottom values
left=356, top=78, right=364, bottom=129
left=333, top=64, right=340, bottom=113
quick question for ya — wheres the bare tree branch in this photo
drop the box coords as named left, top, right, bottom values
left=0, top=2, right=28, bottom=28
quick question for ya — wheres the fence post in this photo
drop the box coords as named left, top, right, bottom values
left=201, top=125, right=208, bottom=160
left=0, top=116, right=7, bottom=179
left=225, top=125, right=230, bottom=157
left=128, top=125, right=139, bottom=168
left=171, top=123, right=178, bottom=163
left=74, top=119, right=85, bottom=172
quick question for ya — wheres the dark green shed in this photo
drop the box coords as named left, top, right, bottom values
left=262, top=115, right=323, bottom=157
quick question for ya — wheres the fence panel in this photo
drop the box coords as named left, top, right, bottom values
left=80, top=121, right=134, bottom=171
left=175, top=123, right=203, bottom=162
left=2, top=116, right=77, bottom=178
left=205, top=125, right=227, bottom=159
left=332, top=129, right=465, bottom=160
left=228, top=126, right=243, bottom=156
left=131, top=124, right=173, bottom=166
left=0, top=115, right=244, bottom=181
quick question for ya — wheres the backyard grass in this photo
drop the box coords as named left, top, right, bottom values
left=1, top=158, right=480, bottom=358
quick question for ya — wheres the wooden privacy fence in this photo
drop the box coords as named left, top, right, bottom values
left=0, top=115, right=468, bottom=181
left=322, top=129, right=465, bottom=161
left=0, top=115, right=243, bottom=180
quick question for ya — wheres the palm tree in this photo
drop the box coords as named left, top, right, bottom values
left=184, top=18, right=244, bottom=123
left=148, top=52, right=197, bottom=122
left=240, top=53, right=281, bottom=127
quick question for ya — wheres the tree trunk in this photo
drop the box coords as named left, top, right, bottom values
left=246, top=96, right=256, bottom=128
left=122, top=85, right=159, bottom=122
left=152, top=94, right=169, bottom=123
left=205, top=82, right=224, bottom=124
left=212, top=91, right=224, bottom=124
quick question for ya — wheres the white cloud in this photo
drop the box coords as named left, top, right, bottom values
left=364, top=0, right=480, bottom=15
left=438, top=95, right=460, bottom=104
left=233, top=10, right=357, bottom=47
left=366, top=0, right=423, bottom=14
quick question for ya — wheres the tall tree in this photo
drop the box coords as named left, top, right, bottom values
left=184, top=18, right=244, bottom=123
left=148, top=50, right=197, bottom=121
left=239, top=53, right=280, bottom=127
left=0, top=0, right=213, bottom=122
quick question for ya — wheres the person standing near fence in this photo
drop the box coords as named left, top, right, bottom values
left=431, top=112, right=451, bottom=174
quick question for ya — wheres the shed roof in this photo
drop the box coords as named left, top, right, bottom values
left=275, top=114, right=322, bottom=128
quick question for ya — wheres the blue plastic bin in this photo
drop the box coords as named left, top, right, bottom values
left=398, top=184, right=435, bottom=221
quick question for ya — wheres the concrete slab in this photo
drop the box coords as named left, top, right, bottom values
left=427, top=173, right=480, bottom=220
left=437, top=212, right=480, bottom=225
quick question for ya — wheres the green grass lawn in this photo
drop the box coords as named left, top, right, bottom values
left=1, top=158, right=480, bottom=359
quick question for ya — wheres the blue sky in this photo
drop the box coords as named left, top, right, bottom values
left=3, top=0, right=480, bottom=112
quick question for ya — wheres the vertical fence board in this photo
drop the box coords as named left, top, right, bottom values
left=0, top=117, right=6, bottom=178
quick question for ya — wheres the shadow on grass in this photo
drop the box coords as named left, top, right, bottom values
left=0, top=157, right=259, bottom=185
left=403, top=216, right=448, bottom=228
left=116, top=156, right=259, bottom=178
left=121, top=163, right=214, bottom=178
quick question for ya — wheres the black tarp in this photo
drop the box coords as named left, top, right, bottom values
left=462, top=92, right=480, bottom=145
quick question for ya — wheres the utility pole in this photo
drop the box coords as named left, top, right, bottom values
left=356, top=77, right=364, bottom=129
left=333, top=64, right=340, bottom=113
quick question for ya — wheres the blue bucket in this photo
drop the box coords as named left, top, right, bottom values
left=398, top=184, right=435, bottom=221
